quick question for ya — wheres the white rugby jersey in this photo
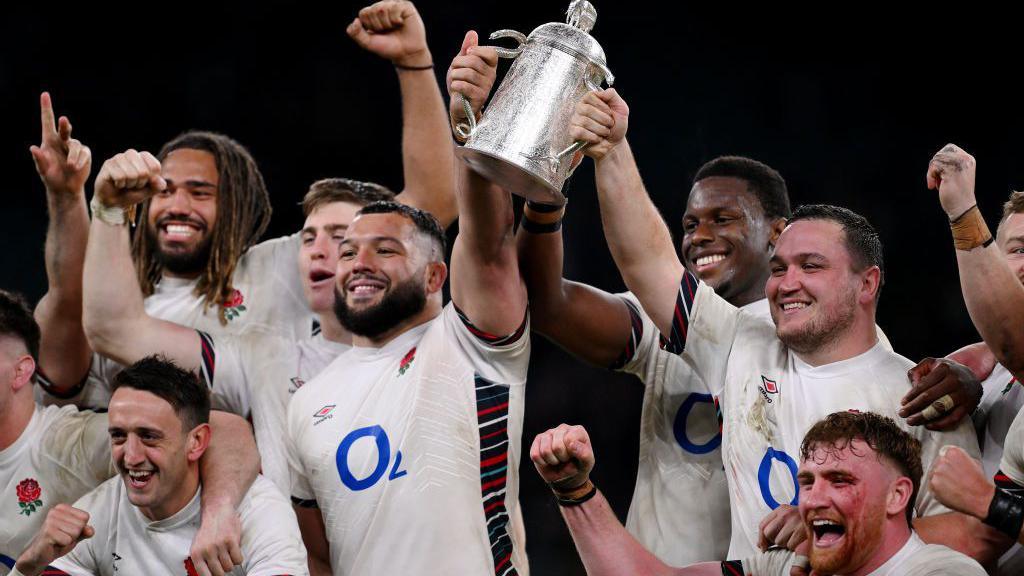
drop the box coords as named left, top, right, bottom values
left=51, top=475, right=308, bottom=576
left=40, top=233, right=313, bottom=410
left=209, top=331, right=349, bottom=494
left=737, top=532, right=984, bottom=575
left=614, top=292, right=753, bottom=564
left=286, top=304, right=530, bottom=576
left=661, top=272, right=981, bottom=559
left=0, top=405, right=113, bottom=575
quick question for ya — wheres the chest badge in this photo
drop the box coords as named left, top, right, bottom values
left=222, top=289, right=247, bottom=321
left=398, top=347, right=417, bottom=376
left=313, top=405, right=337, bottom=426
left=16, top=478, right=43, bottom=517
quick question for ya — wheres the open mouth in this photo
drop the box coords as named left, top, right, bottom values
left=346, top=276, right=387, bottom=299
left=779, top=301, right=811, bottom=314
left=309, top=269, right=335, bottom=285
left=811, top=518, right=846, bottom=547
left=159, top=220, right=204, bottom=243
left=127, top=469, right=154, bottom=489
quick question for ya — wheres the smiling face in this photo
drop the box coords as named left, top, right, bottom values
left=332, top=212, right=445, bottom=340
left=799, top=439, right=909, bottom=575
left=108, top=387, right=206, bottom=521
left=682, top=177, right=778, bottom=307
left=767, top=219, right=866, bottom=356
left=299, top=201, right=362, bottom=314
left=145, top=148, right=219, bottom=278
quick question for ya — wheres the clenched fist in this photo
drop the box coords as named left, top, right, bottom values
left=93, top=149, right=167, bottom=208
left=347, top=1, right=431, bottom=68
left=15, top=503, right=94, bottom=576
left=530, top=423, right=594, bottom=491
left=926, top=143, right=977, bottom=220
left=928, top=445, right=993, bottom=520
left=446, top=31, right=498, bottom=126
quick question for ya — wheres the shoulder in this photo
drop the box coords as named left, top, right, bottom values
left=72, top=476, right=123, bottom=517
left=910, top=544, right=986, bottom=575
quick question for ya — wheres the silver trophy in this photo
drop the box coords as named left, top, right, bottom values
left=455, top=0, right=614, bottom=204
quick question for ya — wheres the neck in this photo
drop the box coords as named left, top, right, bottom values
left=846, top=520, right=912, bottom=576
left=728, top=281, right=767, bottom=308
left=795, top=311, right=878, bottom=367
left=0, top=393, right=35, bottom=451
left=352, top=300, right=442, bottom=348
left=318, top=311, right=352, bottom=345
left=140, top=467, right=200, bottom=522
left=160, top=268, right=201, bottom=281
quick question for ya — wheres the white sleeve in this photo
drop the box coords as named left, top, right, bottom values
left=44, top=409, right=115, bottom=485
left=36, top=353, right=115, bottom=411
left=612, top=293, right=660, bottom=375
left=445, top=304, right=530, bottom=387
left=201, top=332, right=253, bottom=418
left=244, top=234, right=312, bottom=339
left=664, top=272, right=741, bottom=396
left=286, top=396, right=316, bottom=504
left=999, top=408, right=1024, bottom=486
left=239, top=479, right=310, bottom=576
left=49, top=486, right=113, bottom=575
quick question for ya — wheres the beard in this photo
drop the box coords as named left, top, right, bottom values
left=776, top=282, right=858, bottom=355
left=334, top=275, right=427, bottom=339
left=808, top=502, right=886, bottom=575
left=146, top=219, right=213, bottom=276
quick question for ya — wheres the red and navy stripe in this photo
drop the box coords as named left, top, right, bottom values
left=720, top=560, right=744, bottom=575
left=475, top=375, right=518, bottom=576
left=995, top=470, right=1024, bottom=497
left=609, top=298, right=644, bottom=370
left=456, top=306, right=528, bottom=347
left=197, top=330, right=216, bottom=388
left=662, top=271, right=700, bottom=355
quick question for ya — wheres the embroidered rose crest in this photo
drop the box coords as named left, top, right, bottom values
left=223, top=289, right=247, bottom=321
left=17, top=478, right=42, bottom=516
left=398, top=347, right=416, bottom=376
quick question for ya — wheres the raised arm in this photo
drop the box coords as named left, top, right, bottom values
left=30, top=93, right=94, bottom=393
left=926, top=144, right=1024, bottom=380
left=449, top=164, right=526, bottom=335
left=347, top=0, right=457, bottom=227
left=530, top=424, right=728, bottom=576
left=572, top=90, right=685, bottom=338
left=82, top=150, right=202, bottom=369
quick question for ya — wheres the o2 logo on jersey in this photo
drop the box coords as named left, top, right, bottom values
left=672, top=393, right=722, bottom=455
left=758, top=447, right=799, bottom=510
left=336, top=425, right=408, bottom=491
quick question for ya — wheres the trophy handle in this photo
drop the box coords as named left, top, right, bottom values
left=486, top=29, right=528, bottom=59
left=585, top=62, right=615, bottom=92
left=454, top=93, right=477, bottom=141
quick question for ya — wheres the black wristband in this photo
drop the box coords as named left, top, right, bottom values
left=984, top=489, right=1024, bottom=539
left=394, top=62, right=434, bottom=71
left=525, top=201, right=564, bottom=213
left=556, top=483, right=598, bottom=507
left=520, top=216, right=562, bottom=234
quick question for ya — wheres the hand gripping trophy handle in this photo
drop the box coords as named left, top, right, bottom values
left=454, top=29, right=529, bottom=142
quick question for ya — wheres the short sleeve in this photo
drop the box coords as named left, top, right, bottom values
left=239, top=478, right=309, bottom=575
left=446, top=304, right=530, bottom=387
left=44, top=408, right=116, bottom=485
left=203, top=332, right=255, bottom=418
left=286, top=397, right=316, bottom=504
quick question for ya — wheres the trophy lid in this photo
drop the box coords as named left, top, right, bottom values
left=528, top=0, right=608, bottom=69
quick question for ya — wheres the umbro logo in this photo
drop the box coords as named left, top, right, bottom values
left=313, top=405, right=336, bottom=426
left=289, top=376, right=305, bottom=394
left=758, top=375, right=779, bottom=403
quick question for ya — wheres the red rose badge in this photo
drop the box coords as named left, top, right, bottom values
left=223, top=289, right=247, bottom=321
left=17, top=478, right=43, bottom=516
left=398, top=347, right=416, bottom=376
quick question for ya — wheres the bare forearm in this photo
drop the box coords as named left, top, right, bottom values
left=201, top=412, right=259, bottom=509
left=956, top=246, right=1024, bottom=379
left=82, top=218, right=148, bottom=360
left=915, top=512, right=1011, bottom=563
left=393, top=65, right=458, bottom=228
left=593, top=141, right=683, bottom=337
left=35, top=194, right=92, bottom=389
left=561, top=490, right=677, bottom=576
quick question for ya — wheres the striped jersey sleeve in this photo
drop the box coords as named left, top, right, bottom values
left=609, top=297, right=645, bottom=370
left=662, top=270, right=701, bottom=355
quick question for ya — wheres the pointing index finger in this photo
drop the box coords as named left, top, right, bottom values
left=40, top=92, right=58, bottom=141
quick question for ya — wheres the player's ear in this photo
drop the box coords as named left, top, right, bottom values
left=11, top=354, right=36, bottom=393
left=886, top=476, right=913, bottom=516
left=425, top=261, right=447, bottom=294
left=187, top=423, right=212, bottom=463
left=768, top=217, right=787, bottom=250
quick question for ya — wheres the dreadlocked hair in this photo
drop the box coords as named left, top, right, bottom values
left=132, top=131, right=272, bottom=324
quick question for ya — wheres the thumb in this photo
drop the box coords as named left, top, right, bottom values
left=347, top=17, right=371, bottom=48
left=29, top=145, right=44, bottom=168
left=80, top=525, right=95, bottom=540
left=150, top=174, right=168, bottom=192
left=460, top=30, right=478, bottom=55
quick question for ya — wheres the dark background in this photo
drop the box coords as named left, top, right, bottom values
left=4, top=3, right=1023, bottom=573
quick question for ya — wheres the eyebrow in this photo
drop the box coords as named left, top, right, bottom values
left=165, top=178, right=217, bottom=189
left=301, top=223, right=348, bottom=236
left=339, top=235, right=403, bottom=246
left=770, top=252, right=828, bottom=264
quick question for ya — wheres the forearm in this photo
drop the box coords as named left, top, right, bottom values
left=594, top=141, right=684, bottom=337
left=393, top=64, right=458, bottom=227
left=915, top=512, right=1011, bottom=563
left=201, top=412, right=259, bottom=510
left=561, top=489, right=677, bottom=576
left=81, top=218, right=149, bottom=360
left=955, top=245, right=1024, bottom=379
left=35, top=193, right=92, bottom=389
